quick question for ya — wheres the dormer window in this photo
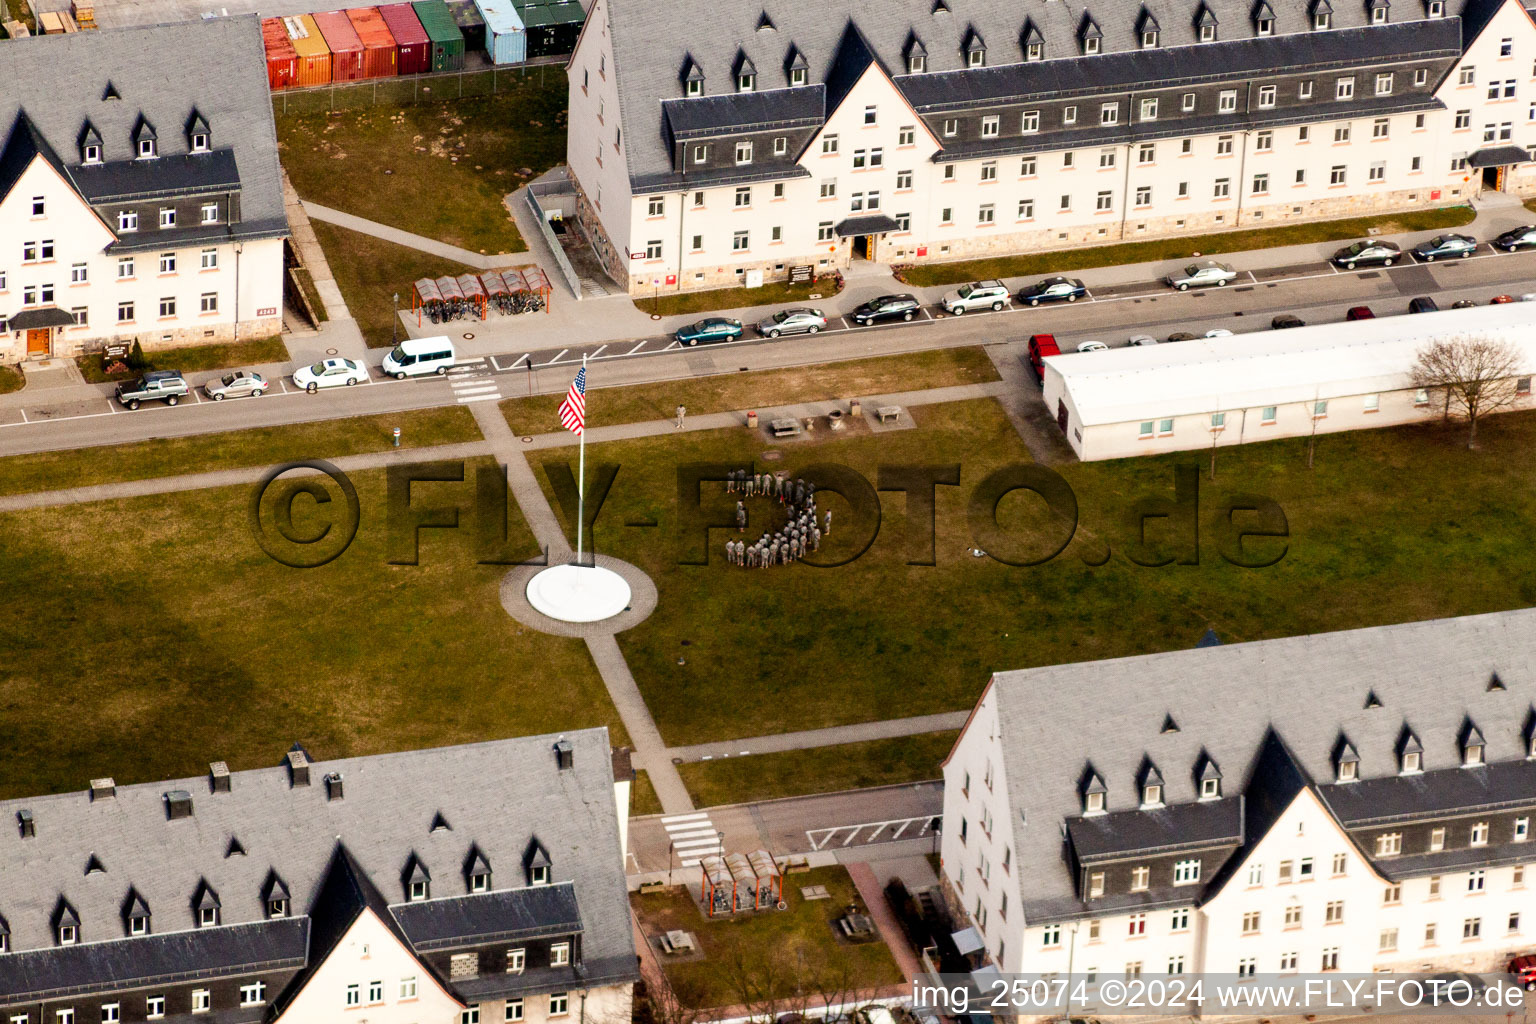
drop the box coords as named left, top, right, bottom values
left=525, top=837, right=552, bottom=885
left=199, top=906, right=217, bottom=926
left=1336, top=742, right=1359, bottom=782
left=133, top=115, right=158, bottom=160
left=734, top=53, right=756, bottom=93
left=1142, top=28, right=1159, bottom=46
left=405, top=854, right=432, bottom=901
left=263, top=873, right=290, bottom=919
left=1370, top=1, right=1388, bottom=22
left=686, top=79, right=702, bottom=97
left=411, top=880, right=429, bottom=900
left=909, top=54, right=926, bottom=73
left=80, top=121, right=103, bottom=165
left=1022, top=22, right=1044, bottom=60
left=1257, top=16, right=1273, bottom=33
left=1139, top=763, right=1165, bottom=808
left=532, top=864, right=550, bottom=885
left=1138, top=11, right=1160, bottom=47
left=1082, top=769, right=1107, bottom=815
left=1198, top=757, right=1223, bottom=799
left=138, top=138, right=156, bottom=158
left=965, top=31, right=986, bottom=67
left=84, top=145, right=101, bottom=164
left=788, top=49, right=808, bottom=87
left=791, top=67, right=806, bottom=85
left=1027, top=41, right=1043, bottom=59
left=124, top=892, right=152, bottom=937
left=1200, top=22, right=1216, bottom=40
left=1399, top=728, right=1424, bottom=774
left=193, top=881, right=221, bottom=928
left=1197, top=3, right=1219, bottom=40
left=268, top=898, right=288, bottom=918
left=131, top=914, right=148, bottom=935
left=466, top=847, right=494, bottom=894
left=682, top=59, right=705, bottom=97
left=59, top=924, right=77, bottom=945
left=1314, top=9, right=1332, bottom=26
left=191, top=133, right=209, bottom=153
left=472, top=871, right=490, bottom=892
left=54, top=900, right=80, bottom=946
left=737, top=73, right=754, bottom=91
left=1463, top=723, right=1486, bottom=766
left=1402, top=750, right=1420, bottom=772
left=1427, top=0, right=1443, bottom=14
left=1080, top=16, right=1102, bottom=54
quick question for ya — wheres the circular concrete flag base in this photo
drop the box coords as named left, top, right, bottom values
left=525, top=563, right=633, bottom=623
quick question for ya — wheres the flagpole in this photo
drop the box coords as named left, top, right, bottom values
left=576, top=354, right=587, bottom=566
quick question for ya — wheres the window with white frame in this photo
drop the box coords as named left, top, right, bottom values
left=551, top=942, right=570, bottom=965
left=1174, top=860, right=1201, bottom=885
left=1335, top=125, right=1351, bottom=143
left=820, top=179, right=836, bottom=198
left=191, top=990, right=210, bottom=1014
left=1377, top=833, right=1402, bottom=856
left=1376, top=72, right=1393, bottom=95
left=734, top=186, right=751, bottom=208
left=118, top=211, right=138, bottom=232
left=1021, top=110, right=1040, bottom=133
left=942, top=119, right=958, bottom=136
left=1219, top=90, right=1237, bottom=112
left=1128, top=913, right=1146, bottom=935
left=1182, top=92, right=1196, bottom=112
left=200, top=292, right=218, bottom=314
left=550, top=994, right=570, bottom=1017
left=898, top=126, right=915, bottom=145
left=981, top=115, right=999, bottom=138
left=1242, top=911, right=1261, bottom=934
left=1384, top=883, right=1402, bottom=904
left=1299, top=81, right=1314, bottom=99
left=505, top=999, right=524, bottom=1022
left=1138, top=143, right=1155, bottom=164
left=1171, top=908, right=1190, bottom=930
left=1517, top=817, right=1530, bottom=841
left=1256, top=130, right=1273, bottom=152
left=822, top=135, right=838, bottom=154
left=1064, top=106, right=1078, bottom=125
left=1100, top=103, right=1118, bottom=125
left=159, top=253, right=176, bottom=274
left=981, top=161, right=997, bottom=181
left=1217, top=135, right=1234, bottom=155
left=145, top=997, right=164, bottom=1020
left=201, top=203, right=218, bottom=224
left=1330, top=165, right=1347, bottom=185
left=1325, top=900, right=1344, bottom=924
left=735, top=141, right=752, bottom=165
left=1252, top=173, right=1269, bottom=194
left=401, top=977, right=418, bottom=998
left=1258, top=85, right=1276, bottom=108
left=1469, top=869, right=1487, bottom=891
left=1213, top=178, right=1231, bottom=199
left=1369, top=161, right=1385, bottom=182
left=240, top=983, right=266, bottom=1007
left=159, top=208, right=176, bottom=228
left=1135, top=186, right=1152, bottom=206
left=817, top=222, right=834, bottom=241
left=732, top=231, right=748, bottom=251
left=1379, top=928, right=1398, bottom=951
left=1464, top=918, right=1482, bottom=940
left=978, top=203, right=995, bottom=223
left=1099, top=148, right=1116, bottom=168
left=896, top=170, right=912, bottom=189
left=1130, top=865, right=1150, bottom=890
left=1140, top=98, right=1158, bottom=120
left=1337, top=76, right=1355, bottom=99
left=647, top=196, right=664, bottom=217
left=1042, top=924, right=1062, bottom=947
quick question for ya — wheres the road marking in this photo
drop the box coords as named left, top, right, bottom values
left=455, top=393, right=503, bottom=404
left=625, top=340, right=649, bottom=355
left=806, top=814, right=936, bottom=851
left=278, top=378, right=291, bottom=394
left=663, top=340, right=681, bottom=350
left=666, top=827, right=719, bottom=841
left=671, top=837, right=725, bottom=851
left=662, top=812, right=711, bottom=825
left=19, top=408, right=26, bottom=423
left=548, top=348, right=569, bottom=364
left=589, top=344, right=608, bottom=358
left=448, top=365, right=477, bottom=374
left=456, top=357, right=487, bottom=366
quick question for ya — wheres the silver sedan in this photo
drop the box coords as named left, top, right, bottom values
left=756, top=308, right=827, bottom=338
left=204, top=370, right=269, bottom=401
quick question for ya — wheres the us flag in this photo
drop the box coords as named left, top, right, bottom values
left=557, top=366, right=587, bottom=435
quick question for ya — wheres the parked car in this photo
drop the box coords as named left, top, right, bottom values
left=1166, top=260, right=1238, bottom=290
left=1408, top=296, right=1440, bottom=314
left=675, top=317, right=743, bottom=345
left=293, top=357, right=366, bottom=393
left=1167, top=331, right=1198, bottom=342
left=940, top=280, right=1011, bottom=314
left=1333, top=239, right=1401, bottom=269
left=1205, top=328, right=1234, bottom=338
left=1077, top=340, right=1108, bottom=352
left=116, top=370, right=188, bottom=410
left=1510, top=954, right=1536, bottom=990
left=1493, top=225, right=1536, bottom=251
left=382, top=336, right=456, bottom=378
left=1424, top=973, right=1488, bottom=1005
left=204, top=370, right=268, bottom=400
left=1272, top=314, right=1306, bottom=329
left=1345, top=305, right=1376, bottom=320
left=850, top=294, right=920, bottom=325
left=1129, top=335, right=1159, bottom=346
left=756, top=308, right=826, bottom=337
left=1027, top=333, right=1061, bottom=382
left=1017, top=276, right=1087, bottom=306
left=1413, top=233, right=1477, bottom=261
left=1492, top=294, right=1517, bottom=303
left=855, top=1008, right=898, bottom=1024
left=1452, top=299, right=1478, bottom=309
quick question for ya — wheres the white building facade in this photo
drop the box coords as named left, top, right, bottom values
left=1041, top=301, right=1536, bottom=461
left=0, top=18, right=287, bottom=364
left=939, top=610, right=1536, bottom=1004
left=569, top=0, right=1536, bottom=295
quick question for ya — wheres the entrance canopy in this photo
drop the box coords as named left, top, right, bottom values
left=5, top=307, right=76, bottom=331
left=1470, top=145, right=1529, bottom=168
left=834, top=214, right=900, bottom=237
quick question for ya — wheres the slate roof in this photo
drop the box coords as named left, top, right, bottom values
left=604, top=0, right=1476, bottom=184
left=989, top=609, right=1536, bottom=921
left=393, top=882, right=583, bottom=950
left=0, top=729, right=635, bottom=1002
left=662, top=86, right=827, bottom=138
left=70, top=150, right=242, bottom=204
left=1317, top=758, right=1536, bottom=825
left=1470, top=144, right=1531, bottom=166
left=0, top=17, right=285, bottom=241
left=1066, top=796, right=1244, bottom=861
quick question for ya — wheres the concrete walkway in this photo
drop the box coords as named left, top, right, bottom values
left=302, top=202, right=510, bottom=271
left=847, top=861, right=925, bottom=984
left=468, top=400, right=697, bottom=815
left=668, top=711, right=968, bottom=763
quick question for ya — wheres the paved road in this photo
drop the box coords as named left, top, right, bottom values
left=627, top=782, right=943, bottom=875
left=8, top=246, right=1536, bottom=458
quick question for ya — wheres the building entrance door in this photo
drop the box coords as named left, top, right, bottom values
left=1056, top=399, right=1069, bottom=434
left=25, top=328, right=49, bottom=356
left=853, top=235, right=870, bottom=260
left=1483, top=165, right=1504, bottom=192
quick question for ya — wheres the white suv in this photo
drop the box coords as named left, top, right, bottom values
left=941, top=280, right=1011, bottom=314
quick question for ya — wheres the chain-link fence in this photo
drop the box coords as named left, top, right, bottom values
left=269, top=58, right=561, bottom=116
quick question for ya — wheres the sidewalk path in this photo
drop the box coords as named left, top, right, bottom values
left=668, top=711, right=968, bottom=764
left=468, top=400, right=697, bottom=816
left=303, top=202, right=508, bottom=271
left=847, top=861, right=924, bottom=983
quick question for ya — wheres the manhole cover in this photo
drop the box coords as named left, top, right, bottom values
left=761, top=450, right=783, bottom=461
left=651, top=314, right=663, bottom=321
left=463, top=333, right=475, bottom=340
left=521, top=436, right=534, bottom=443
left=325, top=348, right=338, bottom=355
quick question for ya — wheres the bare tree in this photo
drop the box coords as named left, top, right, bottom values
left=1302, top=388, right=1322, bottom=469
left=717, top=932, right=794, bottom=1024
left=1411, top=335, right=1525, bottom=448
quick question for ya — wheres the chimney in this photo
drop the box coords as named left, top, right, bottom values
left=17, top=809, right=34, bottom=838
left=90, top=778, right=116, bottom=801
left=209, top=762, right=231, bottom=793
left=324, top=772, right=344, bottom=800
left=164, top=790, right=194, bottom=821
left=286, top=749, right=310, bottom=787
left=554, top=739, right=574, bottom=771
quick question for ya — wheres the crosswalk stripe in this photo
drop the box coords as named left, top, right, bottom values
left=667, top=828, right=717, bottom=840
left=662, top=812, right=711, bottom=825
left=451, top=383, right=499, bottom=394
left=670, top=837, right=723, bottom=850
left=456, top=393, right=502, bottom=404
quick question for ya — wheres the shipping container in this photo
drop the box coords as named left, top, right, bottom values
left=516, top=0, right=583, bottom=57
left=378, top=3, right=431, bottom=75
left=314, top=10, right=366, bottom=82
left=262, top=18, right=300, bottom=90
left=474, top=0, right=524, bottom=64
left=285, top=14, right=334, bottom=87
left=445, top=0, right=485, bottom=53
left=346, top=8, right=399, bottom=78
left=412, top=0, right=466, bottom=70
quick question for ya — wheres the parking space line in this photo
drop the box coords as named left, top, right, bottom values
left=19, top=408, right=26, bottom=423
left=589, top=344, right=607, bottom=358
left=548, top=348, right=568, bottom=364
left=663, top=340, right=681, bottom=350
left=278, top=378, right=290, bottom=394
left=625, top=340, right=648, bottom=355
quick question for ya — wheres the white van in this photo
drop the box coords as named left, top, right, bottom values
left=383, top=336, right=457, bottom=379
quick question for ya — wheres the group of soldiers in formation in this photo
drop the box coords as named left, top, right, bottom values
left=721, top=469, right=832, bottom=568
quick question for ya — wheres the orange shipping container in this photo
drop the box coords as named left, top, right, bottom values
left=285, top=15, right=333, bottom=87
left=346, top=8, right=399, bottom=78
left=313, top=10, right=366, bottom=82
left=262, top=18, right=300, bottom=90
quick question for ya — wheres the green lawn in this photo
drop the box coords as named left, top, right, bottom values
left=77, top=335, right=290, bottom=383
left=679, top=731, right=959, bottom=807
left=0, top=407, right=481, bottom=497
left=631, top=769, right=664, bottom=817
left=0, top=365, right=22, bottom=395
left=533, top=396, right=1536, bottom=746
left=900, top=205, right=1477, bottom=287
left=501, top=347, right=999, bottom=434
left=310, top=221, right=479, bottom=348
left=0, top=462, right=617, bottom=799
left=276, top=85, right=568, bottom=254
left=650, top=278, right=836, bottom=318
left=632, top=868, right=903, bottom=1010
left=291, top=265, right=330, bottom=324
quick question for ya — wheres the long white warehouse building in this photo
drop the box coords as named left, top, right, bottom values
left=1042, top=300, right=1536, bottom=461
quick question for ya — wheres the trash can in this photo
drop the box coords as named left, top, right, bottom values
left=746, top=411, right=758, bottom=428
left=849, top=399, right=861, bottom=418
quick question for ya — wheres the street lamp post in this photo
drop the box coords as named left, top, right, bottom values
left=392, top=292, right=399, bottom=346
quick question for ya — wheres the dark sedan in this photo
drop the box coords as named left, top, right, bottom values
left=674, top=317, right=743, bottom=346
left=850, top=294, right=921, bottom=325
left=1017, top=276, right=1088, bottom=306
left=1271, top=314, right=1306, bottom=329
left=1332, top=240, right=1401, bottom=269
left=1412, top=233, right=1477, bottom=261
left=1494, top=225, right=1536, bottom=251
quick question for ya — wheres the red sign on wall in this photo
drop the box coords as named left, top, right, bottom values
left=666, top=274, right=677, bottom=285
left=257, top=307, right=277, bottom=317
left=916, top=246, right=928, bottom=257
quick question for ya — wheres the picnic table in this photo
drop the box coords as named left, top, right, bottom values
left=800, top=884, right=831, bottom=901
left=660, top=929, right=696, bottom=954
left=770, top=417, right=802, bottom=438
left=838, top=913, right=875, bottom=938
left=876, top=406, right=902, bottom=424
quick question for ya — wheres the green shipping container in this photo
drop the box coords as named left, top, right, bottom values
left=412, top=0, right=465, bottom=71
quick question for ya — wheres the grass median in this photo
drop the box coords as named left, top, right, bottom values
left=0, top=461, right=616, bottom=799
left=678, top=731, right=958, bottom=808
left=0, top=365, right=22, bottom=395
left=647, top=278, right=831, bottom=318
left=501, top=347, right=999, bottom=434
left=0, top=406, right=481, bottom=496
left=76, top=335, right=290, bottom=384
left=532, top=396, right=1536, bottom=749
left=310, top=221, right=480, bottom=348
left=900, top=205, right=1477, bottom=287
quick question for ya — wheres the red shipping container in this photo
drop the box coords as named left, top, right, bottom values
left=286, top=14, right=334, bottom=87
left=378, top=3, right=430, bottom=75
left=313, top=10, right=366, bottom=81
left=347, top=8, right=399, bottom=78
left=262, top=17, right=299, bottom=89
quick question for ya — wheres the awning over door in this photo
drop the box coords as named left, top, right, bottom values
left=5, top=307, right=77, bottom=331
left=833, top=214, right=901, bottom=237
left=1470, top=145, right=1529, bottom=168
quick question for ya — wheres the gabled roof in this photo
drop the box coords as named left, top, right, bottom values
left=1066, top=795, right=1244, bottom=862
left=0, top=111, right=70, bottom=206
left=392, top=880, right=583, bottom=950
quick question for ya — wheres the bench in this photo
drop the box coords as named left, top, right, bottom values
left=770, top=417, right=802, bottom=438
left=659, top=929, right=696, bottom=954
left=800, top=885, right=831, bottom=901
left=876, top=405, right=902, bottom=424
